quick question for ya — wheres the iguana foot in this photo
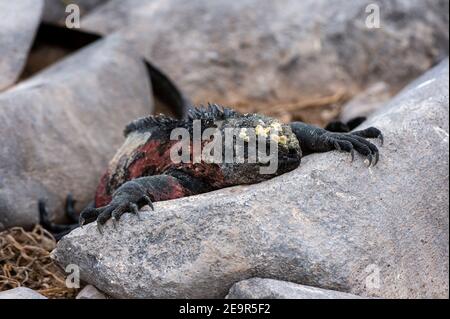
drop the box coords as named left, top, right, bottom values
left=79, top=181, right=154, bottom=233
left=326, top=127, right=383, bottom=166
left=79, top=174, right=198, bottom=232
left=291, top=122, right=383, bottom=167
left=350, top=126, right=384, bottom=146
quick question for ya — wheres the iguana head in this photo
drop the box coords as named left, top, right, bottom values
left=188, top=105, right=301, bottom=185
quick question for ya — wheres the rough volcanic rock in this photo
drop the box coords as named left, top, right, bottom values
left=82, top=0, right=449, bottom=116
left=0, top=287, right=47, bottom=299
left=53, top=59, right=449, bottom=299
left=0, top=0, right=44, bottom=91
left=226, top=278, right=364, bottom=299
left=0, top=37, right=153, bottom=230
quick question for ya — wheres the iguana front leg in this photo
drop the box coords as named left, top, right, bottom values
left=324, top=117, right=367, bottom=133
left=290, top=122, right=383, bottom=166
left=79, top=173, right=208, bottom=232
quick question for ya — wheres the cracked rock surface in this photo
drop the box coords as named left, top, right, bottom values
left=53, top=59, right=449, bottom=299
left=0, top=37, right=153, bottom=230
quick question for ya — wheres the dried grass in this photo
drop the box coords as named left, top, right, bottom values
left=0, top=225, right=78, bottom=299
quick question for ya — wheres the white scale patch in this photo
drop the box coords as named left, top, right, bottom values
left=108, top=131, right=152, bottom=170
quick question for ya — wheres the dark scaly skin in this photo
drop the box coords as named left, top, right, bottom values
left=290, top=122, right=383, bottom=165
left=40, top=105, right=383, bottom=237
left=79, top=105, right=383, bottom=233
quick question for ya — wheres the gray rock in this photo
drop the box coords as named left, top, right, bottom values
left=82, top=0, right=449, bottom=115
left=226, top=278, right=364, bottom=299
left=82, top=0, right=148, bottom=34
left=53, top=59, right=449, bottom=299
left=76, top=285, right=107, bottom=299
left=0, top=0, right=44, bottom=91
left=340, top=82, right=393, bottom=122
left=0, top=287, right=47, bottom=299
left=0, top=37, right=153, bottom=230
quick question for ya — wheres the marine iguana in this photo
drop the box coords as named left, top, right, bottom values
left=40, top=105, right=382, bottom=237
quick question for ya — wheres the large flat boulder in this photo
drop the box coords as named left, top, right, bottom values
left=0, top=37, right=153, bottom=230
left=226, top=278, right=363, bottom=299
left=53, top=59, right=449, bottom=299
left=82, top=0, right=449, bottom=120
left=0, top=0, right=44, bottom=91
